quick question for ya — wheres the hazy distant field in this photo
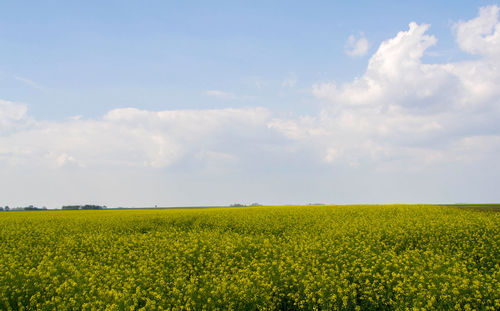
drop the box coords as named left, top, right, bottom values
left=1, top=205, right=498, bottom=310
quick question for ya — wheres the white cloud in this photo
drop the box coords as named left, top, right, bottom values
left=205, top=90, right=237, bottom=100
left=0, top=100, right=31, bottom=132
left=281, top=74, right=298, bottom=88
left=345, top=33, right=369, bottom=57
left=0, top=105, right=273, bottom=169
left=0, top=100, right=26, bottom=122
left=455, top=5, right=500, bottom=57
left=47, top=152, right=81, bottom=168
left=290, top=9, right=500, bottom=169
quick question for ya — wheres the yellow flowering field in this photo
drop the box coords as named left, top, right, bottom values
left=0, top=205, right=498, bottom=310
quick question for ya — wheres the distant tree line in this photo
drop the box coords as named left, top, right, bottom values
left=61, top=205, right=107, bottom=210
left=229, top=203, right=262, bottom=207
left=0, top=205, right=47, bottom=211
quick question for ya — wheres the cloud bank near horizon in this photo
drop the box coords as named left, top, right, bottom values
left=1, top=6, right=500, bottom=207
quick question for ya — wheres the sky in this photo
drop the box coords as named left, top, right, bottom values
left=1, top=1, right=500, bottom=208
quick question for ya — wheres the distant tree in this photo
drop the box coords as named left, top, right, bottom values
left=81, top=205, right=103, bottom=210
left=250, top=203, right=262, bottom=206
left=24, top=205, right=42, bottom=211
left=62, top=204, right=105, bottom=210
left=0, top=206, right=3, bottom=211
left=4, top=206, right=9, bottom=211
left=230, top=203, right=246, bottom=207
left=62, top=205, right=80, bottom=210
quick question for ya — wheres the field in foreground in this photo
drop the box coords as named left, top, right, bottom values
left=0, top=205, right=499, bottom=310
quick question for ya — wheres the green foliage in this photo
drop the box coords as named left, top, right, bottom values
left=0, top=205, right=498, bottom=310
left=61, top=205, right=80, bottom=210
left=61, top=205, right=105, bottom=210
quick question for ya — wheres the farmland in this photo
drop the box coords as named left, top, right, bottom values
left=0, top=205, right=498, bottom=310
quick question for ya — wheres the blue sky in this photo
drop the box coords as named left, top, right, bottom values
left=1, top=1, right=495, bottom=118
left=1, top=1, right=500, bottom=208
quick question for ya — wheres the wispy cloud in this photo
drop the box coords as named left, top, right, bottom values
left=14, top=76, right=46, bottom=92
left=345, top=33, right=369, bottom=57
left=281, top=74, right=298, bottom=88
left=205, top=90, right=237, bottom=100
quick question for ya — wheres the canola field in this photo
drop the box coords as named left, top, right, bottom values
left=0, top=205, right=499, bottom=310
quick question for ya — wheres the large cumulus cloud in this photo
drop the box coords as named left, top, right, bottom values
left=271, top=6, right=500, bottom=169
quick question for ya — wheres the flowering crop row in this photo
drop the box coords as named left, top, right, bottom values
left=0, top=205, right=498, bottom=310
